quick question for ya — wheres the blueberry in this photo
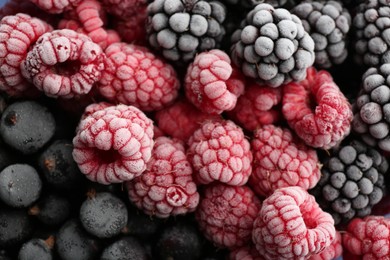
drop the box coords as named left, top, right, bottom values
left=0, top=207, right=33, bottom=247
left=0, top=164, right=42, bottom=208
left=0, top=101, right=55, bottom=154
left=123, top=209, right=163, bottom=241
left=18, top=238, right=53, bottom=260
left=29, top=193, right=71, bottom=226
left=0, top=250, right=11, bottom=260
left=100, top=237, right=148, bottom=260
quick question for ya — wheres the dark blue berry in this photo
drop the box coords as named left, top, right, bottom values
left=18, top=238, right=53, bottom=260
left=29, top=193, right=71, bottom=226
left=123, top=208, right=163, bottom=241
left=100, top=237, right=148, bottom=260
left=0, top=207, right=33, bottom=248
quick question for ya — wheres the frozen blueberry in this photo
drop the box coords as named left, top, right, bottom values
left=123, top=209, right=163, bottom=241
left=18, top=238, right=53, bottom=260
left=100, top=237, right=148, bottom=260
left=0, top=207, right=33, bottom=247
left=29, top=194, right=71, bottom=226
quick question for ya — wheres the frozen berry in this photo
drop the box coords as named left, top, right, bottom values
left=100, top=237, right=148, bottom=260
left=310, top=231, right=342, bottom=260
left=123, top=208, right=163, bottom=240
left=111, top=7, right=147, bottom=45
left=18, top=237, right=54, bottom=260
left=229, top=243, right=262, bottom=260
left=29, top=193, right=71, bottom=226
left=0, top=207, right=33, bottom=247
left=29, top=0, right=81, bottom=13
left=101, top=0, right=147, bottom=17
left=187, top=119, right=252, bottom=186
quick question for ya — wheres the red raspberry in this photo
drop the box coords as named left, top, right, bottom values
left=29, top=0, right=81, bottom=13
left=185, top=49, right=245, bottom=115
left=0, top=13, right=52, bottom=96
left=155, top=99, right=220, bottom=142
left=0, top=0, right=58, bottom=24
left=227, top=81, right=282, bottom=131
left=72, top=104, right=154, bottom=184
left=187, top=120, right=252, bottom=186
left=249, top=124, right=321, bottom=197
left=126, top=136, right=199, bottom=218
left=97, top=42, right=180, bottom=112
left=343, top=216, right=390, bottom=259
left=310, top=231, right=342, bottom=260
left=252, top=186, right=336, bottom=259
left=195, top=183, right=261, bottom=249
left=282, top=67, right=353, bottom=149
left=111, top=7, right=147, bottom=45
left=80, top=101, right=113, bottom=121
left=229, top=243, right=263, bottom=260
left=21, top=29, right=105, bottom=99
left=101, top=0, right=147, bottom=17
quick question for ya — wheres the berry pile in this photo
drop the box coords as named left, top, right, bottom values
left=1, top=0, right=390, bottom=259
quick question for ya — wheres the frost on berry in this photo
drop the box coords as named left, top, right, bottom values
left=196, top=184, right=261, bottom=249
left=227, top=81, right=282, bottom=131
left=72, top=104, right=154, bottom=184
left=282, top=67, right=353, bottom=149
left=155, top=99, right=220, bottom=142
left=29, top=0, right=81, bottom=13
left=97, top=42, right=180, bottom=112
left=252, top=186, right=336, bottom=259
left=249, top=125, right=321, bottom=197
left=185, top=49, right=245, bottom=115
left=310, top=231, right=342, bottom=260
left=187, top=120, right=252, bottom=186
left=21, top=29, right=105, bottom=99
left=0, top=13, right=52, bottom=96
left=101, top=0, right=147, bottom=18
left=126, top=136, right=199, bottom=218
left=229, top=243, right=263, bottom=260
left=343, top=216, right=390, bottom=259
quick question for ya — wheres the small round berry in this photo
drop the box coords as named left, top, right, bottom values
left=100, top=237, right=148, bottom=260
left=0, top=207, right=33, bottom=247
left=18, top=238, right=54, bottom=260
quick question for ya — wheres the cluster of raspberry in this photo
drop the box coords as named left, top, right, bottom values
left=1, top=0, right=390, bottom=259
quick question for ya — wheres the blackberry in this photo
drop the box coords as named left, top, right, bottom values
left=230, top=3, right=315, bottom=87
left=100, top=237, right=148, bottom=260
left=352, top=64, right=390, bottom=152
left=147, top=0, right=227, bottom=64
left=291, top=0, right=351, bottom=68
left=352, top=0, right=390, bottom=67
left=310, top=139, right=388, bottom=225
left=18, top=238, right=54, bottom=260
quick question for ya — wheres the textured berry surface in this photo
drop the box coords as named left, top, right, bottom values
left=185, top=49, right=245, bottom=114
left=282, top=67, right=353, bottom=149
left=101, top=0, right=147, bottom=18
left=0, top=207, right=33, bottom=248
left=196, top=183, right=261, bottom=249
left=18, top=238, right=53, bottom=260
left=29, top=0, right=80, bottom=13
left=229, top=243, right=262, bottom=260
left=126, top=136, right=199, bottom=218
left=310, top=231, right=342, bottom=260
left=187, top=119, right=252, bottom=186
left=252, top=186, right=336, bottom=259
left=72, top=104, right=154, bottom=184
left=100, top=237, right=148, bottom=260
left=249, top=124, right=321, bottom=197
left=111, top=7, right=147, bottom=45
left=98, top=42, right=179, bottom=111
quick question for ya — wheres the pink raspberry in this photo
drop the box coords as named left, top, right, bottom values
left=282, top=67, right=353, bottom=149
left=101, top=0, right=147, bottom=17
left=252, top=186, right=336, bottom=259
left=155, top=99, right=220, bottom=142
left=72, top=104, right=154, bottom=184
left=227, top=81, right=282, bottom=131
left=229, top=243, right=263, bottom=260
left=249, top=124, right=321, bottom=197
left=0, top=0, right=58, bottom=24
left=80, top=101, right=113, bottom=121
left=21, top=29, right=105, bottom=99
left=29, top=0, right=81, bottom=13
left=185, top=49, right=245, bottom=115
left=0, top=13, right=52, bottom=96
left=195, top=183, right=261, bottom=249
left=126, top=136, right=199, bottom=218
left=310, top=231, right=342, bottom=260
left=343, top=216, right=390, bottom=259
left=97, top=42, right=180, bottom=112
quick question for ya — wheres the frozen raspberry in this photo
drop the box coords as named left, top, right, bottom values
left=155, top=99, right=220, bottom=142
left=80, top=101, right=113, bottom=121
left=187, top=120, right=252, bottom=186
left=153, top=125, right=165, bottom=138
left=101, top=0, right=147, bottom=18
left=282, top=67, right=353, bottom=149
left=185, top=49, right=245, bottom=115
left=111, top=8, right=147, bottom=45
left=229, top=243, right=263, bottom=260
left=310, top=231, right=342, bottom=260
left=0, top=0, right=58, bottom=24
left=0, top=13, right=52, bottom=96
left=252, top=186, right=336, bottom=259
left=126, top=136, right=199, bottom=218
left=29, top=0, right=81, bottom=13
left=195, top=183, right=261, bottom=249
left=227, top=81, right=282, bottom=131
left=97, top=42, right=180, bottom=112
left=249, top=124, right=321, bottom=197
left=72, top=104, right=154, bottom=184
left=343, top=216, right=390, bottom=259
left=21, top=29, right=105, bottom=99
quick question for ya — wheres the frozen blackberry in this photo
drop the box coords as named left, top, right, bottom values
left=29, top=193, right=71, bottom=226
left=100, top=237, right=148, bottom=260
left=0, top=101, right=55, bottom=154
left=231, top=3, right=315, bottom=87
left=147, top=0, right=227, bottom=64
left=310, top=139, right=388, bottom=225
left=18, top=238, right=53, bottom=260
left=0, top=207, right=33, bottom=248
left=291, top=0, right=351, bottom=68
left=352, top=0, right=390, bottom=67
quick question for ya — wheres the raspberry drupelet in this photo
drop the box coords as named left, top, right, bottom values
left=0, top=13, right=52, bottom=96
left=249, top=124, right=321, bottom=197
left=229, top=243, right=262, bottom=260
left=310, top=231, right=342, bottom=260
left=101, top=0, right=147, bottom=18
left=97, top=42, right=180, bottom=112
left=21, top=29, right=105, bottom=99
left=185, top=49, right=245, bottom=115
left=282, top=67, right=353, bottom=150
left=195, top=183, right=261, bottom=249
left=29, top=0, right=81, bottom=14
left=187, top=119, right=252, bottom=186
left=126, top=136, right=199, bottom=218
left=72, top=104, right=154, bottom=185
left=252, top=186, right=336, bottom=259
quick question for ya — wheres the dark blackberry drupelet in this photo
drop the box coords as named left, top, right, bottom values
left=291, top=0, right=351, bottom=68
left=146, top=0, right=227, bottom=64
left=352, top=64, right=390, bottom=152
left=230, top=3, right=315, bottom=87
left=100, top=237, right=148, bottom=260
left=310, top=139, right=388, bottom=225
left=352, top=0, right=390, bottom=67
left=18, top=238, right=53, bottom=260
